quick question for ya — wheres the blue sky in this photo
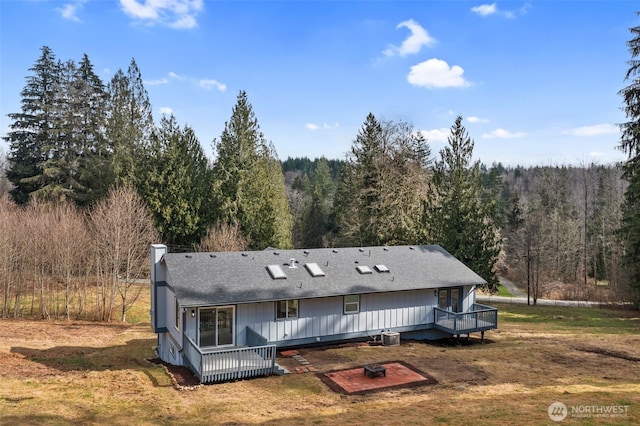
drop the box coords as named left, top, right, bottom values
left=0, top=1, right=637, bottom=166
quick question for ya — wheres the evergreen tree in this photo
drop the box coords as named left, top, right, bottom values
left=39, top=55, right=109, bottom=204
left=142, top=115, right=211, bottom=247
left=106, top=58, right=154, bottom=189
left=74, top=54, right=111, bottom=204
left=212, top=90, right=293, bottom=249
left=352, top=113, right=385, bottom=246
left=330, top=160, right=358, bottom=245
left=36, top=58, right=78, bottom=202
left=300, top=157, right=334, bottom=248
left=4, top=46, right=60, bottom=204
left=618, top=12, right=640, bottom=307
left=332, top=114, right=431, bottom=246
left=425, top=116, right=501, bottom=288
left=5, top=48, right=109, bottom=205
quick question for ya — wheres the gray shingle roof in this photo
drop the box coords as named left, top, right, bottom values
left=162, top=245, right=487, bottom=307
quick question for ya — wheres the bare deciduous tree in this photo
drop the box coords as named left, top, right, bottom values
left=196, top=222, right=248, bottom=252
left=50, top=201, right=89, bottom=320
left=90, top=186, right=158, bottom=321
left=0, top=195, right=20, bottom=317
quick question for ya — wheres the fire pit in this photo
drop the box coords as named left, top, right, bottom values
left=363, top=363, right=386, bottom=378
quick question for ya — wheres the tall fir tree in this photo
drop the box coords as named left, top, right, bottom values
left=142, top=115, right=212, bottom=247
left=300, top=158, right=334, bottom=248
left=74, top=54, right=111, bottom=204
left=4, top=46, right=60, bottom=204
left=5, top=48, right=110, bottom=205
left=425, top=116, right=501, bottom=288
left=332, top=114, right=431, bottom=246
left=212, top=90, right=293, bottom=249
left=351, top=113, right=385, bottom=246
left=106, top=58, right=154, bottom=189
left=618, top=12, right=640, bottom=307
left=39, top=55, right=109, bottom=204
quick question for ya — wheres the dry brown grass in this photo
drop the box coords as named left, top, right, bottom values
left=0, top=295, right=638, bottom=425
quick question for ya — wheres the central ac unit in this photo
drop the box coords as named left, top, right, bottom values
left=381, top=331, right=400, bottom=346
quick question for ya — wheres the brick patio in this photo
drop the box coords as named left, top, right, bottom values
left=319, top=361, right=437, bottom=395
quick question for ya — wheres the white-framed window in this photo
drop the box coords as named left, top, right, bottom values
left=174, top=297, right=180, bottom=330
left=276, top=300, right=298, bottom=319
left=344, top=294, right=360, bottom=314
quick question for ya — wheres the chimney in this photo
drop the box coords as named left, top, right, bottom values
left=150, top=244, right=167, bottom=332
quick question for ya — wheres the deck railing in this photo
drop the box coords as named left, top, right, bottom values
left=183, top=337, right=277, bottom=383
left=433, top=303, right=498, bottom=335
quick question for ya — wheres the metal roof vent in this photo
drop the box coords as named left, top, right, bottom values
left=304, top=263, right=325, bottom=277
left=289, top=258, right=298, bottom=268
left=356, top=265, right=373, bottom=274
left=374, top=265, right=390, bottom=273
left=267, top=264, right=287, bottom=280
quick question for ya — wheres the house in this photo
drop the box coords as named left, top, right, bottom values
left=150, top=244, right=497, bottom=383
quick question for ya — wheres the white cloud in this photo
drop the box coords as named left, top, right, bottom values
left=145, top=78, right=169, bottom=86
left=471, top=3, right=497, bottom=17
left=467, top=116, right=489, bottom=123
left=306, top=122, right=339, bottom=131
left=407, top=58, right=471, bottom=88
left=383, top=19, right=436, bottom=57
left=482, top=128, right=526, bottom=139
left=199, top=79, right=226, bottom=91
left=162, top=72, right=226, bottom=91
left=471, top=2, right=531, bottom=19
left=119, top=0, right=204, bottom=29
left=562, top=123, right=619, bottom=137
left=589, top=151, right=605, bottom=158
left=57, top=1, right=86, bottom=22
left=418, top=128, right=450, bottom=142
left=160, top=107, right=174, bottom=115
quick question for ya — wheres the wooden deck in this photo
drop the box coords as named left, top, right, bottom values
left=183, top=337, right=277, bottom=383
left=433, top=303, right=498, bottom=335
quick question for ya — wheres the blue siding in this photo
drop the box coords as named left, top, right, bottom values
left=236, top=289, right=442, bottom=346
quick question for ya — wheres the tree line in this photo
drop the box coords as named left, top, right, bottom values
left=3, top=23, right=640, bottom=318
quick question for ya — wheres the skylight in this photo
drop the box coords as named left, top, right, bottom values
left=374, top=264, right=390, bottom=273
left=305, top=262, right=325, bottom=277
left=356, top=265, right=373, bottom=274
left=266, top=264, right=287, bottom=280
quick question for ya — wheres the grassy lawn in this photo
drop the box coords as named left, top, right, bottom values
left=0, top=290, right=638, bottom=425
left=495, top=285, right=514, bottom=297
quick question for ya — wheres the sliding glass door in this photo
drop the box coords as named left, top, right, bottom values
left=199, top=306, right=234, bottom=347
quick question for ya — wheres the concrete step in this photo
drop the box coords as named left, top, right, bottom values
left=273, top=362, right=289, bottom=376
